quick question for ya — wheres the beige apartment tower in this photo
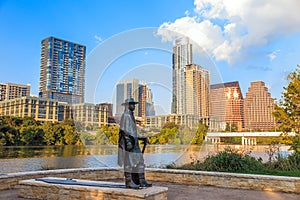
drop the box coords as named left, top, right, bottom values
left=244, top=81, right=276, bottom=131
left=184, top=64, right=210, bottom=117
left=0, top=83, right=30, bottom=101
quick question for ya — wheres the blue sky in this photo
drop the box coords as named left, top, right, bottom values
left=1, top=0, right=300, bottom=115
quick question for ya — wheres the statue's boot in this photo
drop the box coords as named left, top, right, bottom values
left=124, top=172, right=139, bottom=189
left=139, top=173, right=152, bottom=187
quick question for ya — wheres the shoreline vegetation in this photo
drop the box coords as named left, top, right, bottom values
left=0, top=116, right=293, bottom=147
left=166, top=146, right=300, bottom=177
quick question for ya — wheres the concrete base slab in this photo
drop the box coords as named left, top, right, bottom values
left=18, top=177, right=168, bottom=200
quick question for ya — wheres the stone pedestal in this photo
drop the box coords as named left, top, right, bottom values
left=18, top=177, right=168, bottom=200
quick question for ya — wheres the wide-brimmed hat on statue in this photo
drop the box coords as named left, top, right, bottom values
left=121, top=98, right=139, bottom=105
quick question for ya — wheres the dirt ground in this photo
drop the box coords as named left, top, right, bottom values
left=1, top=181, right=300, bottom=200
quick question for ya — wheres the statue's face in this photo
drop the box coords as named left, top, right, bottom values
left=128, top=103, right=135, bottom=111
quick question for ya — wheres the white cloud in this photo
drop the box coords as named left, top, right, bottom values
left=158, top=0, right=300, bottom=64
left=268, top=50, right=280, bottom=61
left=94, top=35, right=103, bottom=43
left=184, top=10, right=190, bottom=16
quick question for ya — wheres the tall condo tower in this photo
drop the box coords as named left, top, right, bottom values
left=39, top=36, right=86, bottom=104
left=184, top=64, right=210, bottom=117
left=172, top=37, right=192, bottom=114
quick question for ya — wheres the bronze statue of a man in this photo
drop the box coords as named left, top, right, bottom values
left=118, top=98, right=152, bottom=189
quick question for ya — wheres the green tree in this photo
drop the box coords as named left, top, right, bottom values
left=273, top=65, right=300, bottom=152
left=53, top=123, right=65, bottom=145
left=178, top=126, right=195, bottom=144
left=162, top=122, right=179, bottom=129
left=225, top=123, right=238, bottom=132
left=42, top=122, right=56, bottom=145
left=191, top=124, right=208, bottom=144
left=22, top=117, right=39, bottom=127
left=20, top=125, right=44, bottom=145
left=0, top=120, right=19, bottom=145
left=95, top=128, right=109, bottom=144
left=63, top=124, right=80, bottom=145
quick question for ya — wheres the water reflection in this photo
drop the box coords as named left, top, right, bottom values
left=0, top=144, right=292, bottom=174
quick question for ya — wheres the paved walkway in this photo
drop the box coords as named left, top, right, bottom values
left=1, top=181, right=300, bottom=200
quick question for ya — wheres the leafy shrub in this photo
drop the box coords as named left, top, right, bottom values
left=167, top=147, right=300, bottom=177
left=265, top=151, right=300, bottom=171
left=169, top=147, right=263, bottom=173
left=201, top=147, right=263, bottom=172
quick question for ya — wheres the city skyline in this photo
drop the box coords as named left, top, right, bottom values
left=1, top=1, right=300, bottom=115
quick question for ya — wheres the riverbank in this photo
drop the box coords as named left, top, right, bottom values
left=0, top=144, right=292, bottom=173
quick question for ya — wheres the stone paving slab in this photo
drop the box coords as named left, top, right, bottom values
left=2, top=181, right=300, bottom=200
left=18, top=177, right=167, bottom=200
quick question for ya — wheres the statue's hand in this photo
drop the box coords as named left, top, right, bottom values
left=124, top=136, right=134, bottom=151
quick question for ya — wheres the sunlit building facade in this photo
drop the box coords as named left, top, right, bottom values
left=145, top=114, right=200, bottom=129
left=70, top=103, right=108, bottom=127
left=139, top=82, right=155, bottom=117
left=0, top=96, right=60, bottom=122
left=39, top=36, right=86, bottom=104
left=210, top=81, right=244, bottom=131
left=184, top=64, right=210, bottom=118
left=0, top=96, right=108, bottom=126
left=0, top=83, right=30, bottom=101
left=244, top=81, right=276, bottom=131
left=97, top=102, right=113, bottom=117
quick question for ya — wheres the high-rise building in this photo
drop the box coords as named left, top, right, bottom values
left=184, top=64, right=210, bottom=117
left=244, top=81, right=276, bottom=131
left=115, top=79, right=139, bottom=116
left=0, top=83, right=30, bottom=101
left=172, top=37, right=192, bottom=114
left=210, top=81, right=244, bottom=131
left=39, top=36, right=86, bottom=104
left=139, top=82, right=155, bottom=117
left=115, top=79, right=155, bottom=117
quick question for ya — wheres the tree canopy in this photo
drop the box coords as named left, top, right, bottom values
left=273, top=65, right=300, bottom=151
left=0, top=116, right=82, bottom=146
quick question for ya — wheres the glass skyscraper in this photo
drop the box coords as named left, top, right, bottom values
left=115, top=79, right=155, bottom=117
left=172, top=37, right=192, bottom=114
left=39, top=36, right=86, bottom=104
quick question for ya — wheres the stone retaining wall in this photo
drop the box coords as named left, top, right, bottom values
left=145, top=168, right=300, bottom=193
left=1, top=167, right=300, bottom=193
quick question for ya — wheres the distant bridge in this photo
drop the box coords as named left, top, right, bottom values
left=205, top=132, right=296, bottom=145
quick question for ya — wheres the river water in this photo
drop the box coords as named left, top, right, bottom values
left=0, top=144, right=292, bottom=174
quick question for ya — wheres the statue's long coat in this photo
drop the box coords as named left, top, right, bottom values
left=118, top=109, right=143, bottom=167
